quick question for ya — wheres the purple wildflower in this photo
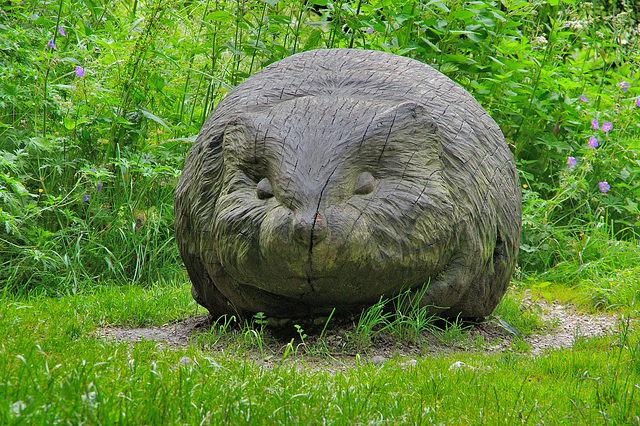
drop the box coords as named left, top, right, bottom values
left=365, top=27, right=374, bottom=35
left=598, top=181, right=610, bottom=193
left=83, top=194, right=90, bottom=202
left=567, top=156, right=576, bottom=169
left=601, top=122, right=612, bottom=134
left=579, top=95, right=588, bottom=102
left=590, top=119, right=599, bottom=130
left=588, top=136, right=598, bottom=148
left=59, top=26, right=66, bottom=37
left=636, top=97, right=640, bottom=108
left=47, top=39, right=56, bottom=50
left=533, top=46, right=538, bottom=50
left=96, top=182, right=103, bottom=192
left=618, top=81, right=629, bottom=92
left=75, top=66, right=84, bottom=78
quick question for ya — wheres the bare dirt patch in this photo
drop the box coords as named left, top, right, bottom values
left=96, top=297, right=622, bottom=365
left=522, top=297, right=621, bottom=356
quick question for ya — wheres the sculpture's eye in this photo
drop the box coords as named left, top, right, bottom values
left=354, top=171, right=375, bottom=195
left=256, top=178, right=274, bottom=199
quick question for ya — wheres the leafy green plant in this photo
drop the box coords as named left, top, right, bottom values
left=294, top=324, right=307, bottom=345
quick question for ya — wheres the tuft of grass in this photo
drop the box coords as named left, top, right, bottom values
left=389, top=284, right=439, bottom=344
left=194, top=314, right=237, bottom=348
left=434, top=315, right=471, bottom=346
left=491, top=290, right=549, bottom=337
left=348, top=285, right=442, bottom=351
left=518, top=259, right=640, bottom=315
left=349, top=296, right=392, bottom=351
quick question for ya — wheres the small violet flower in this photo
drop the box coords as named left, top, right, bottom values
left=83, top=194, right=90, bottom=202
left=636, top=97, right=640, bottom=108
left=601, top=122, right=612, bottom=134
left=588, top=136, right=598, bottom=149
left=579, top=94, right=588, bottom=102
left=618, top=81, right=629, bottom=92
left=47, top=39, right=56, bottom=50
left=90, top=168, right=96, bottom=172
left=75, top=66, right=84, bottom=78
left=598, top=181, right=610, bottom=193
left=567, top=156, right=576, bottom=169
left=365, top=27, right=374, bottom=35
left=96, top=182, right=103, bottom=193
left=590, top=119, right=599, bottom=130
left=59, top=26, right=66, bottom=37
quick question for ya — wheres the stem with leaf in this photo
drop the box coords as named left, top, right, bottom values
left=43, top=0, right=65, bottom=137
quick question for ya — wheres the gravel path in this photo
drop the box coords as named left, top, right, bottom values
left=96, top=297, right=624, bottom=363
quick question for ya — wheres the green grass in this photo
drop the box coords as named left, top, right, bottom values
left=1, top=281, right=639, bottom=424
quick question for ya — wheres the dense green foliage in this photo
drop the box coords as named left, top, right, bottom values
left=1, top=0, right=640, bottom=304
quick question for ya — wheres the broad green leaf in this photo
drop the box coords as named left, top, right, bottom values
left=128, top=17, right=145, bottom=34
left=206, top=11, right=232, bottom=21
left=303, top=29, right=323, bottom=51
left=427, top=0, right=450, bottom=13
left=52, top=84, right=76, bottom=90
left=419, top=36, right=441, bottom=53
left=503, top=0, right=528, bottom=10
left=140, top=108, right=171, bottom=130
left=474, top=15, right=496, bottom=27
left=63, top=117, right=90, bottom=130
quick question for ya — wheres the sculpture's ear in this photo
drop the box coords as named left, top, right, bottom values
left=363, top=101, right=438, bottom=141
left=224, top=114, right=254, bottom=132
left=352, top=101, right=442, bottom=171
left=222, top=114, right=260, bottom=143
left=221, top=114, right=262, bottom=165
left=192, top=113, right=257, bottom=163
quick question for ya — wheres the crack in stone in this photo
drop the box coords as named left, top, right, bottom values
left=377, top=109, right=398, bottom=164
left=305, top=166, right=339, bottom=293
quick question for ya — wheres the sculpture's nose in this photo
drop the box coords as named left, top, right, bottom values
left=293, top=212, right=327, bottom=247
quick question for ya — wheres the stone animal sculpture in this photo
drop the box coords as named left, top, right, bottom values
left=174, top=48, right=522, bottom=320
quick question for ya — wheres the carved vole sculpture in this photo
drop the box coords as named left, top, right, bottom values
left=174, top=48, right=522, bottom=319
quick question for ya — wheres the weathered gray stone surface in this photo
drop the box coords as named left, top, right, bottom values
left=174, top=48, right=521, bottom=319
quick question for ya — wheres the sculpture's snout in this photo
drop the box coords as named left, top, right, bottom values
left=293, top=213, right=326, bottom=247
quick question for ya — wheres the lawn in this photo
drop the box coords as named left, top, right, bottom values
left=1, top=281, right=639, bottom=424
